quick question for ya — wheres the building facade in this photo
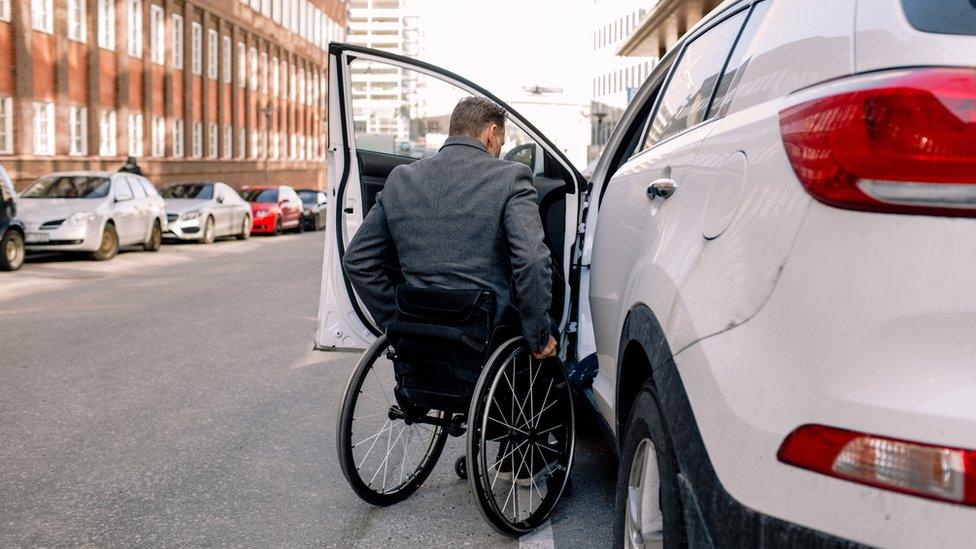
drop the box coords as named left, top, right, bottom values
left=0, top=0, right=346, bottom=191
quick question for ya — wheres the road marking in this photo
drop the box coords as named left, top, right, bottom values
left=519, top=520, right=555, bottom=549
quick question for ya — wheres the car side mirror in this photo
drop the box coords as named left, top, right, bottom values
left=217, top=195, right=225, bottom=203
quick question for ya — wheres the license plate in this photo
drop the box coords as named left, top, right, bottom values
left=25, top=231, right=50, bottom=243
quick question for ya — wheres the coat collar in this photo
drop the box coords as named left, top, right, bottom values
left=440, top=136, right=489, bottom=154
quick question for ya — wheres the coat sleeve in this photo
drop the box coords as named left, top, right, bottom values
left=503, top=163, right=553, bottom=352
left=341, top=190, right=397, bottom=331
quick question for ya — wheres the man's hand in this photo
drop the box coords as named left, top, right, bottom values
left=532, top=335, right=558, bottom=360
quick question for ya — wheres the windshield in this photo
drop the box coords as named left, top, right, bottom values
left=20, top=175, right=111, bottom=199
left=298, top=190, right=318, bottom=205
left=160, top=183, right=214, bottom=199
left=240, top=188, right=278, bottom=203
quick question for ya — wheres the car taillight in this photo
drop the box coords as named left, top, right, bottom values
left=777, top=424, right=976, bottom=506
left=779, top=68, right=976, bottom=217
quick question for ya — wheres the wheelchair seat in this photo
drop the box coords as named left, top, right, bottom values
left=386, top=286, right=517, bottom=414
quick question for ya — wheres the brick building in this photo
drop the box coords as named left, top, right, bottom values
left=0, top=0, right=346, bottom=191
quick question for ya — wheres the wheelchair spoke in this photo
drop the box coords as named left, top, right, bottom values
left=355, top=419, right=392, bottom=469
left=488, top=416, right=528, bottom=435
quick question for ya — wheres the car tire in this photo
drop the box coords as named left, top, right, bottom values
left=91, top=223, right=119, bottom=261
left=315, top=212, right=323, bottom=231
left=237, top=216, right=251, bottom=240
left=614, top=381, right=686, bottom=549
left=201, top=216, right=215, bottom=244
left=273, top=217, right=282, bottom=236
left=143, top=219, right=162, bottom=252
left=0, top=229, right=25, bottom=271
left=294, top=217, right=305, bottom=234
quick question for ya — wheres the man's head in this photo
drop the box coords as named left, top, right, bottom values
left=448, top=97, right=507, bottom=157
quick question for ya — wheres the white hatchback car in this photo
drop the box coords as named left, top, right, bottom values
left=318, top=0, right=976, bottom=545
left=17, top=171, right=167, bottom=260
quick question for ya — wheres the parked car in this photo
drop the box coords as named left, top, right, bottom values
left=161, top=182, right=252, bottom=243
left=0, top=164, right=24, bottom=271
left=15, top=171, right=166, bottom=260
left=296, top=189, right=327, bottom=231
left=319, top=1, right=976, bottom=543
left=240, top=185, right=303, bottom=235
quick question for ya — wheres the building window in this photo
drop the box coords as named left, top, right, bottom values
left=128, top=112, right=143, bottom=157
left=191, top=22, right=202, bottom=75
left=249, top=0, right=258, bottom=10
left=151, top=115, right=164, bottom=156
left=32, top=102, right=54, bottom=156
left=172, top=14, right=183, bottom=68
left=271, top=131, right=279, bottom=159
left=191, top=121, right=202, bottom=157
left=0, top=0, right=9, bottom=22
left=223, top=125, right=232, bottom=159
left=99, top=110, right=117, bottom=156
left=207, top=29, right=218, bottom=80
left=69, top=106, right=87, bottom=156
left=237, top=42, right=246, bottom=88
left=68, top=0, right=86, bottom=42
left=173, top=118, right=184, bottom=157
left=281, top=60, right=288, bottom=99
left=250, top=130, right=258, bottom=159
left=249, top=46, right=257, bottom=91
left=149, top=5, right=164, bottom=64
left=272, top=0, right=281, bottom=24
left=237, top=127, right=245, bottom=158
left=0, top=97, right=11, bottom=154
left=298, top=67, right=305, bottom=105
left=282, top=0, right=290, bottom=31
left=289, top=63, right=296, bottom=101
left=222, top=36, right=232, bottom=84
left=260, top=52, right=268, bottom=94
left=127, top=0, right=142, bottom=56
left=208, top=123, right=218, bottom=158
left=31, top=0, right=53, bottom=33
left=271, top=57, right=279, bottom=97
left=261, top=0, right=270, bottom=17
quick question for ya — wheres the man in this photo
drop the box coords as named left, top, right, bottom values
left=118, top=156, right=143, bottom=176
left=342, top=96, right=557, bottom=360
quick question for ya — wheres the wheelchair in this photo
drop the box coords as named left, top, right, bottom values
left=336, top=286, right=575, bottom=536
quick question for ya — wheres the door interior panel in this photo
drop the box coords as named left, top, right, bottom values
left=355, top=149, right=569, bottom=323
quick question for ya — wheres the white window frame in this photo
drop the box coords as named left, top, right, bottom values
left=31, top=0, right=53, bottom=34
left=260, top=51, right=268, bottom=94
left=173, top=118, right=184, bottom=157
left=223, top=125, right=232, bottom=159
left=128, top=112, right=143, bottom=157
left=222, top=35, right=232, bottom=84
left=99, top=109, right=117, bottom=157
left=249, top=46, right=258, bottom=91
left=151, top=115, right=164, bottom=157
left=149, top=4, right=164, bottom=64
left=208, top=123, right=218, bottom=158
left=237, top=42, right=246, bottom=88
left=32, top=101, right=54, bottom=156
left=250, top=129, right=259, bottom=159
left=237, top=127, right=245, bottom=158
left=69, top=105, right=88, bottom=156
left=272, top=0, right=281, bottom=24
left=282, top=0, right=290, bottom=31
left=0, top=0, right=10, bottom=23
left=0, top=97, right=12, bottom=154
left=68, top=0, right=86, bottom=42
left=127, top=0, right=142, bottom=57
left=271, top=56, right=279, bottom=97
left=172, top=14, right=184, bottom=68
left=207, top=28, right=218, bottom=80
left=191, top=121, right=202, bottom=157
left=191, top=22, right=203, bottom=75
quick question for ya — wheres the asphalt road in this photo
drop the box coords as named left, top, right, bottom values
left=0, top=231, right=616, bottom=547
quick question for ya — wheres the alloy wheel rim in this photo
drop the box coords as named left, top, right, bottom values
left=625, top=438, right=664, bottom=548
left=5, top=237, right=21, bottom=263
left=100, top=229, right=115, bottom=255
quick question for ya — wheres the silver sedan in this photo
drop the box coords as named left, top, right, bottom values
left=161, top=182, right=251, bottom=243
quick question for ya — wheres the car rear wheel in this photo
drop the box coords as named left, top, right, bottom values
left=294, top=217, right=305, bottom=234
left=143, top=219, right=162, bottom=251
left=237, top=216, right=251, bottom=240
left=614, top=382, right=685, bottom=549
left=0, top=229, right=25, bottom=271
left=91, top=223, right=119, bottom=261
left=273, top=217, right=282, bottom=236
left=201, top=216, right=215, bottom=244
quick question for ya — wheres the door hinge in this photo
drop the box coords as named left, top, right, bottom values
left=577, top=222, right=586, bottom=235
left=567, top=321, right=578, bottom=333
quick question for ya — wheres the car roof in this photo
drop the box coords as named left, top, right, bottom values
left=44, top=170, right=114, bottom=178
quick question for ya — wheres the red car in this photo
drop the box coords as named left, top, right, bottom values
left=239, top=185, right=303, bottom=235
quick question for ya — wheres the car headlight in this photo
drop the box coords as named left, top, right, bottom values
left=255, top=210, right=270, bottom=218
left=64, top=211, right=97, bottom=226
left=181, top=210, right=202, bottom=220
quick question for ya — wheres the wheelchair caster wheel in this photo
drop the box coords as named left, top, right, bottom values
left=455, top=456, right=467, bottom=480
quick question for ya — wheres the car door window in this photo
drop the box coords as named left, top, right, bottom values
left=707, top=1, right=771, bottom=119
left=114, top=179, right=134, bottom=201
left=642, top=9, right=749, bottom=149
left=128, top=177, right=147, bottom=199
left=141, top=180, right=159, bottom=197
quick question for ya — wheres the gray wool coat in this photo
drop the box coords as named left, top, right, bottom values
left=341, top=135, right=553, bottom=352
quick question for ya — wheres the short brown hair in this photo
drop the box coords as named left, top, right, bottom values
left=448, top=96, right=506, bottom=138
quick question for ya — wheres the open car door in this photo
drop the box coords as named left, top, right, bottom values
left=316, top=43, right=586, bottom=354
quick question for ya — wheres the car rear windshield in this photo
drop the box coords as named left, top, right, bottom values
left=901, top=0, right=976, bottom=36
left=240, top=189, right=278, bottom=203
left=297, top=190, right=318, bottom=204
left=20, top=175, right=111, bottom=199
left=160, top=183, right=214, bottom=199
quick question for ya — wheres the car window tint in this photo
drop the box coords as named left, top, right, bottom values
left=707, top=1, right=771, bottom=119
left=643, top=9, right=748, bottom=149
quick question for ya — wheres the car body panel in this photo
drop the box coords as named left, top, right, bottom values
left=243, top=185, right=302, bottom=234
left=163, top=183, right=250, bottom=241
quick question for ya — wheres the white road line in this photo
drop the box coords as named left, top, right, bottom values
left=519, top=520, right=555, bottom=549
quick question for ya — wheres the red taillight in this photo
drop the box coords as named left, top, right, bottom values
left=777, top=424, right=976, bottom=507
left=779, top=68, right=976, bottom=217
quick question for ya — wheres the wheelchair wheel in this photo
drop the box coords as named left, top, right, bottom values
left=466, top=337, right=575, bottom=536
left=337, top=334, right=449, bottom=506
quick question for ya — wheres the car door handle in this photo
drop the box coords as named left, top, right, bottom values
left=647, top=178, right=677, bottom=200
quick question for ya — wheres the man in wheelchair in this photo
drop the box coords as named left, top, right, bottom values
left=337, top=97, right=574, bottom=536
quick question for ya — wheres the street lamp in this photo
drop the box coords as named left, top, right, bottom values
left=261, top=106, right=273, bottom=187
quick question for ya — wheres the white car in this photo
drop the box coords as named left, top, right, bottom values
left=17, top=171, right=167, bottom=260
left=161, top=182, right=252, bottom=243
left=318, top=0, right=976, bottom=544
